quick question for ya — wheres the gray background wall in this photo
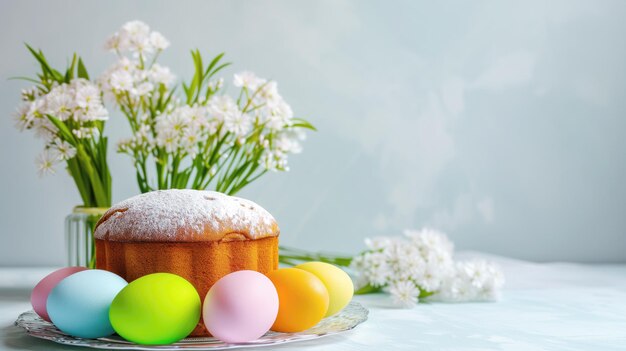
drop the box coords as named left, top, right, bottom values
left=1, top=0, right=625, bottom=266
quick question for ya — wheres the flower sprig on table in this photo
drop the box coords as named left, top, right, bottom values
left=100, top=21, right=315, bottom=195
left=12, top=46, right=111, bottom=207
left=351, top=228, right=505, bottom=307
left=281, top=228, right=505, bottom=308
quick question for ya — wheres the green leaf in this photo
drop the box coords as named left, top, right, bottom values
left=25, top=44, right=54, bottom=79
left=192, top=49, right=203, bottom=78
left=77, top=58, right=90, bottom=80
left=48, top=66, right=64, bottom=82
left=162, top=87, right=176, bottom=107
left=187, top=49, right=204, bottom=103
left=96, top=137, right=112, bottom=205
left=291, top=118, right=317, bottom=131
left=66, top=157, right=93, bottom=207
left=354, top=284, right=383, bottom=295
left=182, top=82, right=190, bottom=100
left=65, top=54, right=77, bottom=83
left=419, top=289, right=435, bottom=299
left=46, top=115, right=77, bottom=145
left=204, top=52, right=225, bottom=77
left=75, top=143, right=108, bottom=207
left=8, top=76, right=41, bottom=84
left=206, top=62, right=231, bottom=80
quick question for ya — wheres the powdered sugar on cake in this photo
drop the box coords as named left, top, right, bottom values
left=94, top=190, right=279, bottom=242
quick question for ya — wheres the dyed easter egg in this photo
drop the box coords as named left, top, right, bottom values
left=109, top=273, right=201, bottom=345
left=296, top=262, right=354, bottom=316
left=203, top=270, right=279, bottom=343
left=31, top=266, right=87, bottom=322
left=267, top=268, right=329, bottom=332
left=47, top=270, right=127, bottom=338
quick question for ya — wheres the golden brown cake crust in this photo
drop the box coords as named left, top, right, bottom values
left=94, top=190, right=279, bottom=242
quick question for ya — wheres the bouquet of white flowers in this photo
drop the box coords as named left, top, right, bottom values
left=100, top=21, right=315, bottom=194
left=350, top=228, right=505, bottom=307
left=13, top=47, right=111, bottom=207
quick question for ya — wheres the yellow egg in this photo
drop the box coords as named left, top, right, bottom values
left=267, top=268, right=329, bottom=332
left=295, top=262, right=354, bottom=316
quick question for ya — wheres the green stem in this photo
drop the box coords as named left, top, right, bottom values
left=278, top=246, right=353, bottom=267
left=354, top=283, right=383, bottom=295
left=75, top=144, right=109, bottom=207
left=66, top=157, right=94, bottom=206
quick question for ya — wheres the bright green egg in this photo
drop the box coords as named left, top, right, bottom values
left=109, top=273, right=201, bottom=345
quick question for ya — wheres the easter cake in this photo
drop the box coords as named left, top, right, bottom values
left=93, top=189, right=279, bottom=336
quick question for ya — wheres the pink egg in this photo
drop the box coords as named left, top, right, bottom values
left=31, top=266, right=88, bottom=322
left=203, top=270, right=278, bottom=343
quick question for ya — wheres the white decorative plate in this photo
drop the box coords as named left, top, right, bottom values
left=15, top=301, right=368, bottom=350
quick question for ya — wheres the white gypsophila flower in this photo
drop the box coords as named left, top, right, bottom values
left=259, top=151, right=278, bottom=171
left=75, top=83, right=102, bottom=109
left=362, top=251, right=391, bottom=287
left=134, top=82, right=154, bottom=97
left=389, top=280, right=420, bottom=308
left=405, top=254, right=427, bottom=281
left=426, top=246, right=454, bottom=270
left=207, top=95, right=238, bottom=123
left=349, top=254, right=366, bottom=272
left=233, top=71, right=266, bottom=90
left=434, top=260, right=504, bottom=303
left=181, top=129, right=200, bottom=157
left=258, top=135, right=270, bottom=150
left=27, top=98, right=45, bottom=121
left=209, top=78, right=224, bottom=91
left=121, top=20, right=152, bottom=54
left=274, top=131, right=302, bottom=154
left=32, top=116, right=57, bottom=143
left=13, top=103, right=33, bottom=131
left=21, top=87, right=38, bottom=101
left=104, top=32, right=121, bottom=52
left=109, top=70, right=134, bottom=92
left=113, top=56, right=135, bottom=72
left=117, top=138, right=133, bottom=153
left=122, top=21, right=150, bottom=40
left=52, top=139, right=77, bottom=160
left=36, top=149, right=60, bottom=177
left=155, top=128, right=179, bottom=153
left=256, top=81, right=280, bottom=105
left=43, top=89, right=74, bottom=121
left=186, top=105, right=209, bottom=131
left=436, top=275, right=473, bottom=302
left=149, top=31, right=170, bottom=51
left=149, top=64, right=175, bottom=86
left=135, top=124, right=151, bottom=141
left=76, top=104, right=109, bottom=122
left=224, top=111, right=252, bottom=137
left=72, top=127, right=99, bottom=139
left=264, top=99, right=294, bottom=130
left=277, top=151, right=289, bottom=171
left=416, top=264, right=444, bottom=292
left=367, top=264, right=391, bottom=287
left=405, top=227, right=454, bottom=255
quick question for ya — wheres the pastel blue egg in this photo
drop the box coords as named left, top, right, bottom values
left=47, top=269, right=127, bottom=338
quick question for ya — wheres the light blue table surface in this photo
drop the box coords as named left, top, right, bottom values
left=1, top=253, right=625, bottom=350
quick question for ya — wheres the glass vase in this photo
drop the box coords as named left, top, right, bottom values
left=65, top=207, right=108, bottom=268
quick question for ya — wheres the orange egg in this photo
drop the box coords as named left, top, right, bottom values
left=267, top=268, right=329, bottom=332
